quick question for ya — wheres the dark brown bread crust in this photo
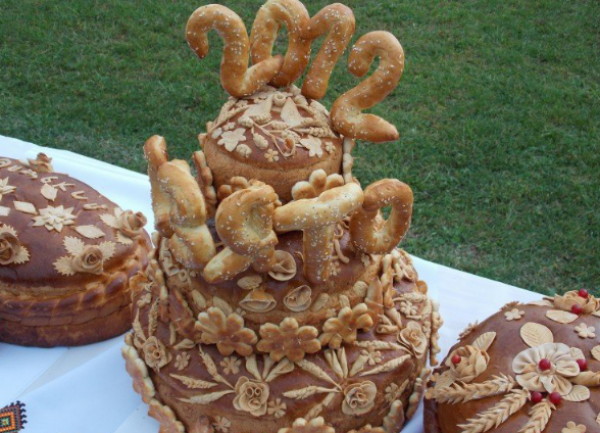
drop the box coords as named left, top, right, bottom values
left=424, top=295, right=600, bottom=433
left=0, top=155, right=151, bottom=346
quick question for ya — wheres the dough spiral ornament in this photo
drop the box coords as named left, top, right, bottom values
left=330, top=31, right=404, bottom=142
left=203, top=183, right=279, bottom=283
left=350, top=179, right=413, bottom=254
left=301, top=3, right=355, bottom=100
left=249, top=0, right=311, bottom=88
left=186, top=4, right=283, bottom=97
left=144, top=136, right=216, bottom=268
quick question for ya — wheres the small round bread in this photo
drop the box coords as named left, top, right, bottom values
left=201, top=85, right=344, bottom=202
left=0, top=154, right=151, bottom=347
left=424, top=290, right=600, bottom=433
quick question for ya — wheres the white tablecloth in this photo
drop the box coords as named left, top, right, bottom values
left=0, top=135, right=542, bottom=433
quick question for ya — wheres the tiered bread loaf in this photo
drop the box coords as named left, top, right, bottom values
left=123, top=2, right=442, bottom=433
left=0, top=154, right=151, bottom=346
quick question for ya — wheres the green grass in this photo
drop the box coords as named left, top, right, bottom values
left=1, top=0, right=598, bottom=295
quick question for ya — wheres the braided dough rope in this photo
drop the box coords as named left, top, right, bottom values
left=144, top=136, right=216, bottom=268
left=274, top=182, right=363, bottom=284
left=249, top=0, right=311, bottom=87
left=186, top=4, right=283, bottom=97
left=203, top=182, right=279, bottom=283
left=331, top=31, right=404, bottom=142
left=350, top=179, right=413, bottom=254
left=301, top=3, right=355, bottom=100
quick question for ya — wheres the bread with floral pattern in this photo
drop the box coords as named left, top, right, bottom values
left=0, top=154, right=151, bottom=346
left=425, top=290, right=600, bottom=433
left=124, top=1, right=440, bottom=432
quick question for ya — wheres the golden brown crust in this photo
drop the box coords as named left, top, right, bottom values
left=424, top=292, right=600, bottom=433
left=0, top=155, right=151, bottom=346
left=330, top=31, right=404, bottom=142
left=145, top=139, right=216, bottom=269
left=201, top=86, right=344, bottom=202
left=128, top=3, right=434, bottom=432
left=250, top=0, right=311, bottom=88
left=349, top=179, right=413, bottom=255
left=125, top=240, right=435, bottom=433
left=274, top=183, right=363, bottom=284
left=186, top=5, right=283, bottom=98
left=301, top=4, right=355, bottom=100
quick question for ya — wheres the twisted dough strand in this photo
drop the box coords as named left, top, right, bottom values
left=301, top=3, right=355, bottom=100
left=186, top=4, right=282, bottom=97
left=331, top=31, right=404, bottom=142
left=250, top=0, right=311, bottom=87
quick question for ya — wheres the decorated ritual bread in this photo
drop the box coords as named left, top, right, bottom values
left=122, top=1, right=442, bottom=433
left=424, top=290, right=600, bottom=433
left=0, top=154, right=151, bottom=346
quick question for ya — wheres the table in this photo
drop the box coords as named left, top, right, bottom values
left=0, top=135, right=542, bottom=433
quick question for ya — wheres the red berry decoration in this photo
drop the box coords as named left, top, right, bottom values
left=577, top=358, right=588, bottom=371
left=549, top=392, right=562, bottom=405
left=578, top=289, right=589, bottom=298
left=571, top=304, right=584, bottom=315
left=538, top=358, right=552, bottom=371
left=451, top=354, right=461, bottom=365
left=530, top=391, right=543, bottom=403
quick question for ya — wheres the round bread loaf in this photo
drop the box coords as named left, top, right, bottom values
left=0, top=154, right=151, bottom=346
left=201, top=86, right=344, bottom=203
left=424, top=290, right=600, bottom=433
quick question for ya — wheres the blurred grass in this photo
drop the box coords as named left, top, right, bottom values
left=1, top=0, right=598, bottom=295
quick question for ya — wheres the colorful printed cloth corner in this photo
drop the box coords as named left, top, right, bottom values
left=0, top=401, right=26, bottom=433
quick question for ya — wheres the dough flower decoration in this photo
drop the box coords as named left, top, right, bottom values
left=552, top=290, right=600, bottom=315
left=430, top=331, right=496, bottom=388
left=101, top=207, right=147, bottom=244
left=445, top=345, right=490, bottom=384
left=195, top=307, right=257, bottom=357
left=32, top=205, right=76, bottom=232
left=233, top=377, right=270, bottom=417
left=342, top=380, right=377, bottom=415
left=143, top=336, right=173, bottom=371
left=562, top=422, right=587, bottom=433
left=397, top=321, right=428, bottom=358
left=257, top=317, right=321, bottom=361
left=512, top=342, right=580, bottom=395
left=319, top=303, right=374, bottom=348
left=27, top=152, right=54, bottom=173
left=427, top=320, right=600, bottom=433
left=53, top=236, right=116, bottom=276
left=0, top=225, right=29, bottom=265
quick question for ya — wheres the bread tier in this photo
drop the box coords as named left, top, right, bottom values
left=201, top=86, right=345, bottom=202
left=0, top=154, right=152, bottom=346
left=123, top=243, right=442, bottom=433
left=424, top=291, right=600, bottom=433
left=153, top=229, right=428, bottom=354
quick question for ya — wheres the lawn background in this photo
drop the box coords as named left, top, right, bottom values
left=1, top=0, right=598, bottom=295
